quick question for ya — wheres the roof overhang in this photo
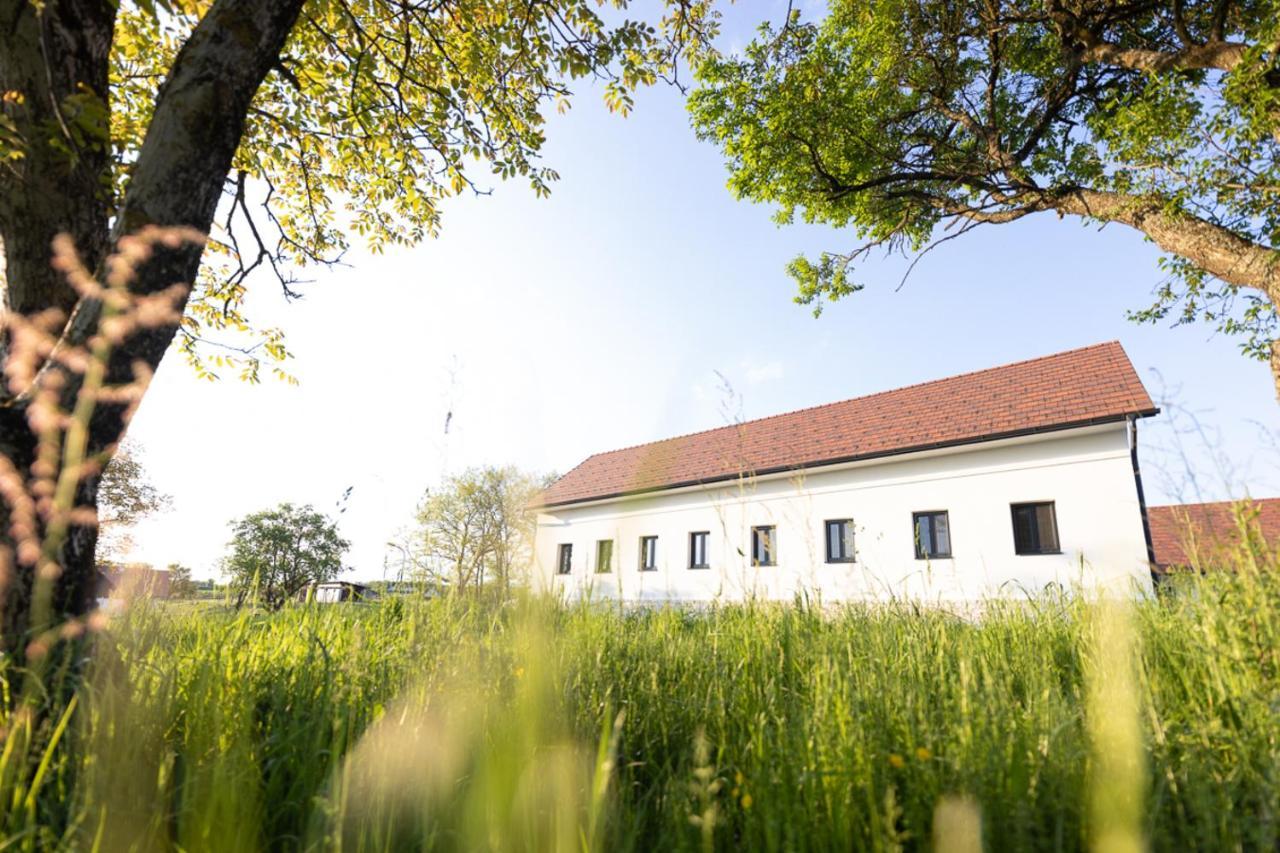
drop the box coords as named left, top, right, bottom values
left=533, top=409, right=1157, bottom=511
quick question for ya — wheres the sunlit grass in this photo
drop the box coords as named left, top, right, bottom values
left=2, top=567, right=1279, bottom=851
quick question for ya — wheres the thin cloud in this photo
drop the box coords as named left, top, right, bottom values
left=743, top=360, right=785, bottom=384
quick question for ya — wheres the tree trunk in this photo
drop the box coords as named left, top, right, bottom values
left=0, top=0, right=307, bottom=655
left=0, top=0, right=115, bottom=653
left=0, top=1, right=115, bottom=321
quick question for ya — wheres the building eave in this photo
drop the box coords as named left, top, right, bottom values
left=534, top=409, right=1158, bottom=511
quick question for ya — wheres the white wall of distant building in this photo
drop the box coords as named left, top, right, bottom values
left=534, top=423, right=1153, bottom=603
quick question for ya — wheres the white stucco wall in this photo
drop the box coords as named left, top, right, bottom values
left=533, top=423, right=1153, bottom=603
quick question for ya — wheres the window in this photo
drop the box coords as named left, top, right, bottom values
left=913, top=511, right=952, bottom=559
left=825, top=519, right=856, bottom=563
left=556, top=544, right=572, bottom=575
left=595, top=539, right=614, bottom=573
left=639, top=536, right=658, bottom=571
left=1011, top=502, right=1060, bottom=555
left=689, top=531, right=710, bottom=569
left=751, top=526, right=777, bottom=566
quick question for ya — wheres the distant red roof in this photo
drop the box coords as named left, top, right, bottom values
left=538, top=342, right=1157, bottom=508
left=1148, top=498, right=1280, bottom=569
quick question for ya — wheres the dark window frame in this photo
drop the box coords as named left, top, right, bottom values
left=688, top=531, right=710, bottom=569
left=751, top=525, right=777, bottom=567
left=913, top=511, right=953, bottom=560
left=556, top=543, right=572, bottom=575
left=825, top=519, right=856, bottom=563
left=595, top=539, right=614, bottom=574
left=1010, top=501, right=1061, bottom=556
left=639, top=535, right=658, bottom=572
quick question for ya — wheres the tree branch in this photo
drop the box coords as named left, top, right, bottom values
left=1043, top=0, right=1250, bottom=74
left=1049, top=187, right=1280, bottom=296
left=1171, top=0, right=1195, bottom=46
left=63, top=0, right=307, bottom=361
left=918, top=184, right=1280, bottom=299
left=1209, top=0, right=1231, bottom=42
left=1076, top=38, right=1249, bottom=73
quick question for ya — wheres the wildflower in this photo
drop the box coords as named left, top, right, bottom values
left=740, top=793, right=752, bottom=810
left=888, top=753, right=906, bottom=769
left=2, top=90, right=24, bottom=105
left=916, top=746, right=933, bottom=761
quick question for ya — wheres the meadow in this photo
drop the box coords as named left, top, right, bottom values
left=2, top=567, right=1278, bottom=852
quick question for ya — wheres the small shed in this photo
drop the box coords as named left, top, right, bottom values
left=308, top=580, right=376, bottom=603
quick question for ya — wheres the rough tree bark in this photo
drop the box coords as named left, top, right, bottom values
left=1076, top=39, right=1249, bottom=73
left=0, top=0, right=114, bottom=320
left=0, top=0, right=117, bottom=651
left=0, top=0, right=308, bottom=652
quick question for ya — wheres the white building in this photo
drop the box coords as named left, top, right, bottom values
left=533, top=342, right=1159, bottom=603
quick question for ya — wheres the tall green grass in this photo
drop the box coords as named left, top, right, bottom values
left=2, top=571, right=1278, bottom=851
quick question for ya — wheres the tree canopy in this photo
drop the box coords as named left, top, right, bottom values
left=166, top=562, right=196, bottom=598
left=416, top=466, right=547, bottom=594
left=2, top=0, right=717, bottom=380
left=224, top=502, right=348, bottom=609
left=689, top=0, right=1280, bottom=392
left=0, top=0, right=716, bottom=641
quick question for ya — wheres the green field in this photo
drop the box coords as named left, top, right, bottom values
left=2, top=571, right=1278, bottom=851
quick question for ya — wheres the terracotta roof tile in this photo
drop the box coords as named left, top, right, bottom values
left=538, top=341, right=1157, bottom=507
left=1148, top=498, right=1280, bottom=569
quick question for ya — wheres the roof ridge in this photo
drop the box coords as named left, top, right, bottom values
left=577, top=341, right=1127, bottom=462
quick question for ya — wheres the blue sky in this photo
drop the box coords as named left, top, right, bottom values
left=125, top=3, right=1280, bottom=579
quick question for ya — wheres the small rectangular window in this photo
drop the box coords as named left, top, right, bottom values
left=751, top=526, right=777, bottom=566
left=556, top=544, right=572, bottom=575
left=595, top=539, right=613, bottom=573
left=1011, top=502, right=1060, bottom=555
left=913, top=511, right=952, bottom=559
left=825, top=519, right=855, bottom=563
left=689, top=531, right=709, bottom=569
left=639, top=536, right=658, bottom=571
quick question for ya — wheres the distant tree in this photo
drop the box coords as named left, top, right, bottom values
left=97, top=438, right=170, bottom=560
left=167, top=563, right=196, bottom=599
left=417, top=472, right=492, bottom=594
left=416, top=467, right=548, bottom=595
left=690, top=0, right=1280, bottom=396
left=223, top=503, right=347, bottom=610
left=487, top=468, right=553, bottom=595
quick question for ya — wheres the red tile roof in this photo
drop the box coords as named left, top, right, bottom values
left=1148, top=498, right=1280, bottom=569
left=537, top=342, right=1156, bottom=508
